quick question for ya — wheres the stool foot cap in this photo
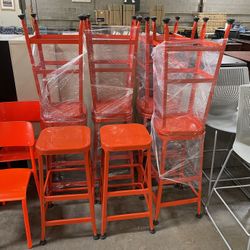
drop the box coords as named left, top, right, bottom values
left=153, top=220, right=159, bottom=225
left=150, top=228, right=156, bottom=234
left=139, top=195, right=145, bottom=200
left=196, top=213, right=203, bottom=219
left=39, top=240, right=47, bottom=246
left=93, top=234, right=99, bottom=240
left=100, top=233, right=107, bottom=240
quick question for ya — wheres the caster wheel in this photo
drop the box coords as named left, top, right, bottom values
left=150, top=228, right=156, bottom=234
left=196, top=213, right=203, bottom=219
left=153, top=220, right=159, bottom=226
left=139, top=195, right=145, bottom=200
left=100, top=233, right=107, bottom=240
left=39, top=240, right=47, bottom=246
left=93, top=234, right=100, bottom=240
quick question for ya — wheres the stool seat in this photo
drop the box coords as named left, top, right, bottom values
left=0, top=169, right=31, bottom=202
left=36, top=126, right=91, bottom=155
left=100, top=123, right=152, bottom=151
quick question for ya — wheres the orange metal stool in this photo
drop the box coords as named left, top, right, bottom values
left=36, top=126, right=98, bottom=245
left=0, top=121, right=40, bottom=249
left=99, top=123, right=154, bottom=239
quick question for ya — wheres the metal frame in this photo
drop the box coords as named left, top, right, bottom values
left=18, top=13, right=87, bottom=127
left=206, top=148, right=250, bottom=250
left=152, top=18, right=234, bottom=224
left=84, top=16, right=140, bottom=177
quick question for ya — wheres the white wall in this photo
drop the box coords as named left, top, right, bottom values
left=0, top=0, right=21, bottom=27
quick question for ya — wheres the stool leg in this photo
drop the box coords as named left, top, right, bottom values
left=22, top=199, right=32, bottom=249
left=129, top=151, right=135, bottom=187
left=197, top=139, right=205, bottom=218
left=101, top=151, right=110, bottom=239
left=38, top=156, right=46, bottom=244
left=146, top=150, right=154, bottom=233
left=30, top=148, right=40, bottom=198
left=84, top=151, right=98, bottom=238
left=138, top=150, right=144, bottom=184
left=99, top=149, right=104, bottom=203
left=154, top=140, right=167, bottom=224
left=93, top=122, right=99, bottom=177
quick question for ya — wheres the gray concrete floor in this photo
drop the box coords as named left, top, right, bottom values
left=0, top=181, right=229, bottom=250
left=1, top=127, right=249, bottom=250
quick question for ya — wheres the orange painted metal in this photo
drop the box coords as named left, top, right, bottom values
left=0, top=121, right=40, bottom=249
left=152, top=19, right=234, bottom=223
left=35, top=126, right=98, bottom=242
left=19, top=14, right=87, bottom=127
left=84, top=17, right=141, bottom=180
left=137, top=17, right=194, bottom=127
left=99, top=123, right=154, bottom=238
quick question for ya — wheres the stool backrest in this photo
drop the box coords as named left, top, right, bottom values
left=0, top=101, right=40, bottom=122
left=209, top=67, right=249, bottom=115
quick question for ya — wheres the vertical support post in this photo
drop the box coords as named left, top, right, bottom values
left=191, top=16, right=199, bottom=39
left=173, top=16, right=180, bottom=34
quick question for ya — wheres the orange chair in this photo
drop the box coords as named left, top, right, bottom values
left=99, top=123, right=154, bottom=238
left=0, top=101, right=40, bottom=191
left=0, top=121, right=39, bottom=248
left=36, top=126, right=98, bottom=244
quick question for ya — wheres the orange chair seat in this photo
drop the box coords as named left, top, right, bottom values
left=153, top=115, right=204, bottom=136
left=92, top=100, right=132, bottom=119
left=100, top=123, right=152, bottom=151
left=0, top=169, right=31, bottom=201
left=36, top=126, right=91, bottom=155
left=42, top=101, right=87, bottom=121
left=137, top=97, right=153, bottom=116
left=0, top=147, right=38, bottom=162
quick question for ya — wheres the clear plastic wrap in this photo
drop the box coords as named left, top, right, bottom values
left=84, top=26, right=138, bottom=119
left=31, top=39, right=86, bottom=126
left=136, top=33, right=154, bottom=116
left=151, top=39, right=226, bottom=183
left=40, top=53, right=86, bottom=125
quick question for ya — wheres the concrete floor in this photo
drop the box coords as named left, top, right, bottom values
left=0, top=127, right=249, bottom=250
left=0, top=181, right=229, bottom=250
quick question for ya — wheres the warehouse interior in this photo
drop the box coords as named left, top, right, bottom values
left=0, top=0, right=250, bottom=249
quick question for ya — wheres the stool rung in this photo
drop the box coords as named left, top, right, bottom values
left=108, top=182, right=143, bottom=189
left=51, top=187, right=88, bottom=193
left=107, top=212, right=150, bottom=222
left=108, top=174, right=132, bottom=181
left=44, top=193, right=89, bottom=202
left=108, top=188, right=148, bottom=198
left=160, top=197, right=198, bottom=208
left=49, top=167, right=85, bottom=173
left=51, top=160, right=85, bottom=168
left=46, top=217, right=91, bottom=227
left=109, top=163, right=141, bottom=169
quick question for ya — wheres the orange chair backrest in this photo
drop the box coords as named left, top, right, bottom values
left=0, top=121, right=35, bottom=147
left=0, top=101, right=40, bottom=122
